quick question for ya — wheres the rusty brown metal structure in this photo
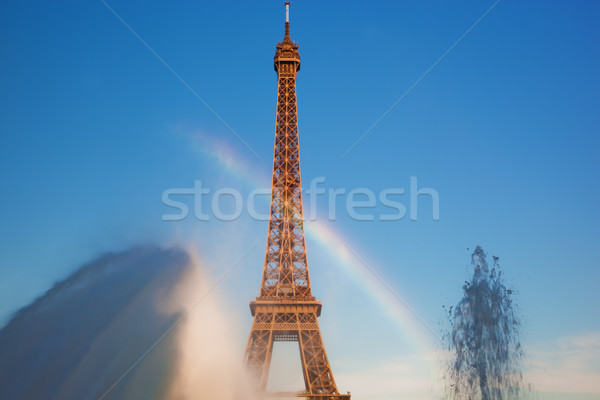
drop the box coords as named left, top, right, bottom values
left=243, top=3, right=350, bottom=400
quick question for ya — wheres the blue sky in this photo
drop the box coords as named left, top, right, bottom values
left=1, top=1, right=599, bottom=398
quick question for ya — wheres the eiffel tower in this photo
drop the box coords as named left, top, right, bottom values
left=244, top=3, right=350, bottom=400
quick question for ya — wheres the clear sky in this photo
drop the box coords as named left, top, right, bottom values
left=1, top=1, right=599, bottom=399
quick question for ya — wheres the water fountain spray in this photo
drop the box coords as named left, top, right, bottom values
left=443, top=246, right=526, bottom=400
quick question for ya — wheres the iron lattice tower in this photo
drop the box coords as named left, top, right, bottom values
left=244, top=3, right=350, bottom=400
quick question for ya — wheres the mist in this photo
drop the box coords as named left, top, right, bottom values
left=0, top=245, right=256, bottom=400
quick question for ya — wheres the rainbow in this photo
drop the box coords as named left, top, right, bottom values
left=304, top=220, right=438, bottom=354
left=185, top=130, right=439, bottom=373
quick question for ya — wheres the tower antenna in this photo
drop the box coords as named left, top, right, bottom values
left=285, top=1, right=290, bottom=23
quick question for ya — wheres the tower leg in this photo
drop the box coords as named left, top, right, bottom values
left=245, top=315, right=275, bottom=390
left=298, top=324, right=338, bottom=395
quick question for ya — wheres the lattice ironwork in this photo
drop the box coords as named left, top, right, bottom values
left=244, top=3, right=349, bottom=399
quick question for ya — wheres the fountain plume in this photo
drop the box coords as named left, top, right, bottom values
left=443, top=246, right=526, bottom=400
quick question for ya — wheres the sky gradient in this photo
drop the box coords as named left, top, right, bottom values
left=1, top=1, right=599, bottom=399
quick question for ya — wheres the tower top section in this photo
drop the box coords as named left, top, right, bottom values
left=274, top=1, right=300, bottom=73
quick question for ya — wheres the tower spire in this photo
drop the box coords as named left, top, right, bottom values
left=285, top=2, right=290, bottom=39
